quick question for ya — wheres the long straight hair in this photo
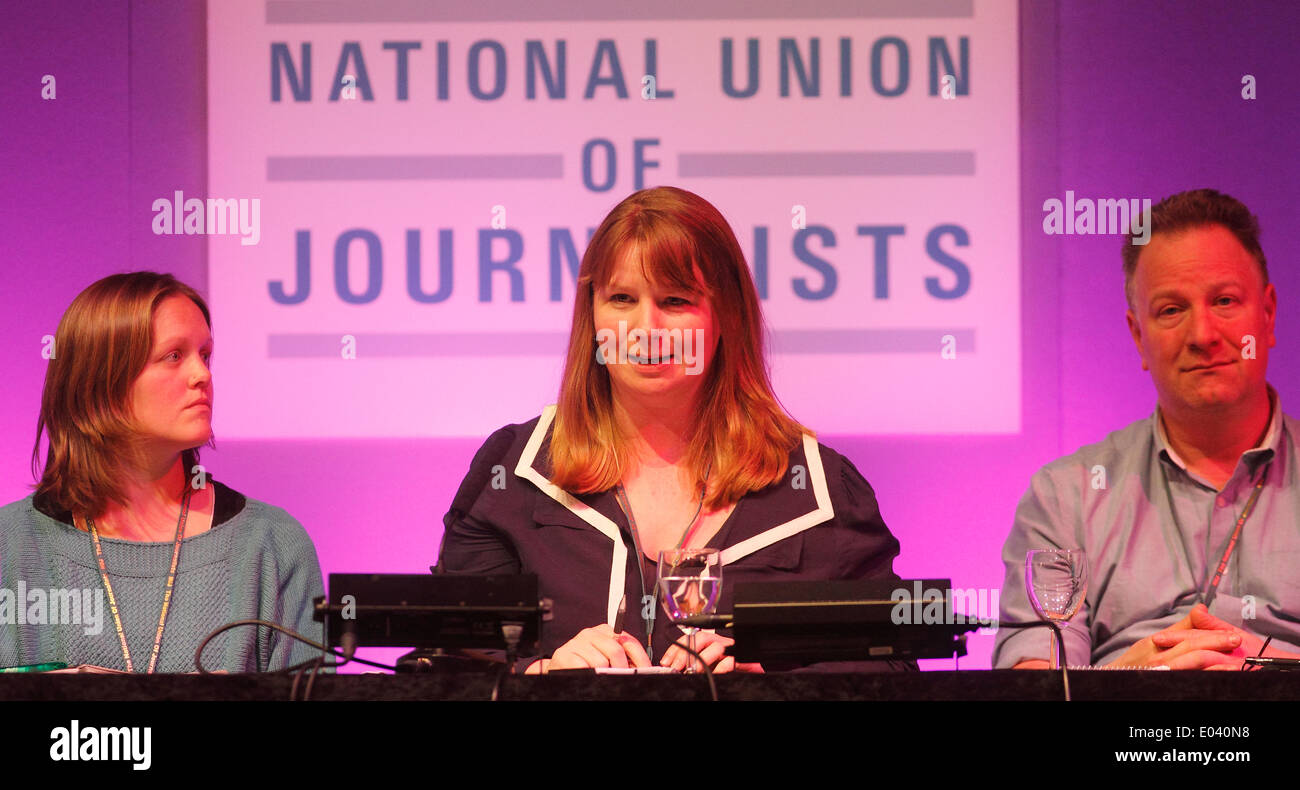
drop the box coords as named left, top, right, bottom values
left=548, top=187, right=809, bottom=509
left=32, top=272, right=213, bottom=517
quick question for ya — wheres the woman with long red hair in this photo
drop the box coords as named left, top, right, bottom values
left=439, top=186, right=903, bottom=672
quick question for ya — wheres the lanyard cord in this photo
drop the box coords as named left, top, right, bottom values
left=612, top=461, right=712, bottom=659
left=1202, top=462, right=1270, bottom=608
left=86, top=486, right=192, bottom=674
left=1161, top=459, right=1270, bottom=611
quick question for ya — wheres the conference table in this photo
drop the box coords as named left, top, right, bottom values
left=10, top=669, right=1289, bottom=773
left=4, top=669, right=1299, bottom=701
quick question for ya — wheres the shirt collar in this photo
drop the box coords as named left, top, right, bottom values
left=1154, top=384, right=1281, bottom=475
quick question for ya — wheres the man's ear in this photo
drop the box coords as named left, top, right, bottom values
left=1265, top=282, right=1277, bottom=349
left=1126, top=308, right=1149, bottom=371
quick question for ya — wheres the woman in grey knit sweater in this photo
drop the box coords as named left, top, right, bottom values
left=0, top=272, right=324, bottom=673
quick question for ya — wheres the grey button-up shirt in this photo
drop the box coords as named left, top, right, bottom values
left=993, top=388, right=1300, bottom=667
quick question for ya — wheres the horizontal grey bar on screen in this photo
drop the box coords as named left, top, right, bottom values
left=679, top=151, right=975, bottom=178
left=268, top=330, right=972, bottom=357
left=771, top=329, right=973, bottom=354
left=269, top=332, right=570, bottom=357
left=266, top=0, right=972, bottom=24
left=266, top=155, right=563, bottom=181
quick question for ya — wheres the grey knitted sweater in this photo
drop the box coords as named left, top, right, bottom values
left=0, top=481, right=325, bottom=672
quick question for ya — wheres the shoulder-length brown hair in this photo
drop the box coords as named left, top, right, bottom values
left=549, top=186, right=810, bottom=509
left=32, top=272, right=213, bottom=517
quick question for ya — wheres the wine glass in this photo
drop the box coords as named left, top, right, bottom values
left=658, top=548, right=722, bottom=674
left=1026, top=548, right=1088, bottom=669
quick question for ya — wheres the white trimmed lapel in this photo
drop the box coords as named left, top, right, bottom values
left=515, top=408, right=834, bottom=623
left=515, top=405, right=627, bottom=628
left=718, top=433, right=834, bottom=565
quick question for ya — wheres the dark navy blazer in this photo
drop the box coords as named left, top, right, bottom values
left=438, top=405, right=905, bottom=669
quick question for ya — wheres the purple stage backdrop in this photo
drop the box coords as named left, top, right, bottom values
left=2, top=0, right=1298, bottom=670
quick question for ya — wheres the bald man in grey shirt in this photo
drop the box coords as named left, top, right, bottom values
left=995, top=189, right=1300, bottom=669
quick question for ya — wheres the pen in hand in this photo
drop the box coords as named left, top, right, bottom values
left=615, top=593, right=627, bottom=635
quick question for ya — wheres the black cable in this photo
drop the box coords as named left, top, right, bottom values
left=995, top=620, right=1070, bottom=701
left=194, top=618, right=396, bottom=675
left=667, top=639, right=718, bottom=701
left=289, top=661, right=307, bottom=701
left=488, top=621, right=527, bottom=701
left=1242, top=635, right=1274, bottom=671
left=490, top=660, right=510, bottom=702
left=302, top=655, right=327, bottom=700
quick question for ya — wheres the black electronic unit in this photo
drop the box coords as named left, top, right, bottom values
left=726, top=578, right=983, bottom=663
left=314, top=573, right=543, bottom=653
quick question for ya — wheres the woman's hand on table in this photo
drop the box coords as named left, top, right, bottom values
left=659, top=631, right=764, bottom=674
left=533, top=624, right=652, bottom=673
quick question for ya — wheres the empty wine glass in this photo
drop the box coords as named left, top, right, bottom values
left=1026, top=548, right=1088, bottom=669
left=658, top=548, right=721, bottom=673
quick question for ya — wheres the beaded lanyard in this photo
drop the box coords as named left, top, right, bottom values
left=86, top=486, right=192, bottom=674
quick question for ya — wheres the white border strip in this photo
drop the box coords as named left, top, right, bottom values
left=515, top=404, right=627, bottom=627
left=719, top=434, right=834, bottom=565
